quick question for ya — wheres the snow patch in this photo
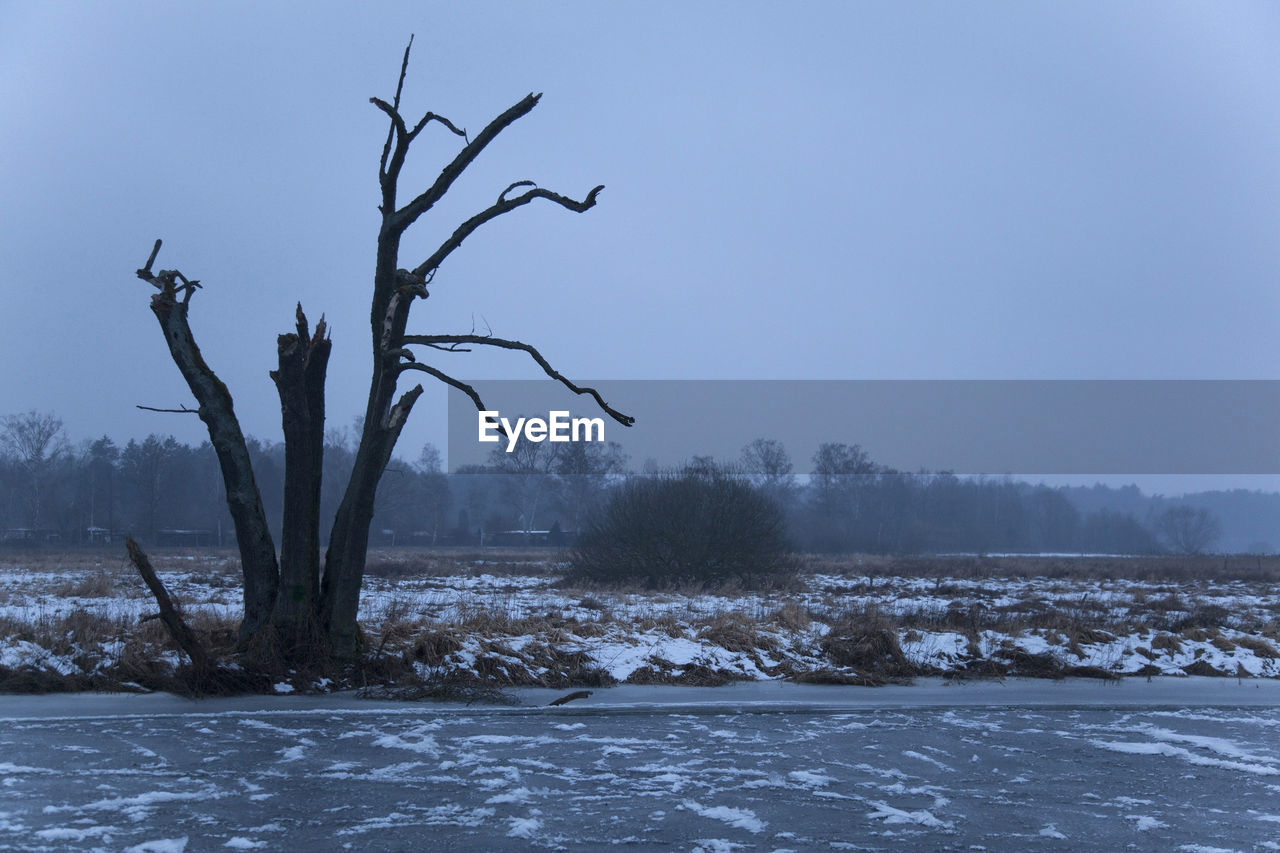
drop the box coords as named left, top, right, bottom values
left=681, top=800, right=766, bottom=834
left=506, top=815, right=542, bottom=838
left=865, top=801, right=953, bottom=829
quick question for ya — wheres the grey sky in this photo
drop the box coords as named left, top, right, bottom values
left=3, top=3, right=1279, bottom=490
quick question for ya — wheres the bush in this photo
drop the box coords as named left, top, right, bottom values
left=568, top=468, right=792, bottom=587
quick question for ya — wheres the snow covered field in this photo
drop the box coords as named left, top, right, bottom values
left=1, top=551, right=1278, bottom=688
left=1, top=683, right=1279, bottom=851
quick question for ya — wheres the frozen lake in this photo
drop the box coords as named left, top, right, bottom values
left=1, top=680, right=1278, bottom=851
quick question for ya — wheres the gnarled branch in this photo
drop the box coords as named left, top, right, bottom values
left=397, top=364, right=509, bottom=441
left=411, top=184, right=604, bottom=280
left=402, top=333, right=633, bottom=427
left=499, top=180, right=536, bottom=202
left=398, top=362, right=489, bottom=411
left=388, top=92, right=542, bottom=234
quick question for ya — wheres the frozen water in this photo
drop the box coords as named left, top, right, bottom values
left=1, top=682, right=1278, bottom=849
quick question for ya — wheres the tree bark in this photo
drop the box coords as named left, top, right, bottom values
left=320, top=381, right=421, bottom=656
left=270, top=305, right=331, bottom=652
left=140, top=267, right=279, bottom=643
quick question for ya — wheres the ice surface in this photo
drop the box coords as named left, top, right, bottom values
left=2, top=695, right=1279, bottom=849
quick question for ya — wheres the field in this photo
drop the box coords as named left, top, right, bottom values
left=1, top=549, right=1278, bottom=694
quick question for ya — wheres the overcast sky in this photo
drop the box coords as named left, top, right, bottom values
left=3, top=2, right=1279, bottom=490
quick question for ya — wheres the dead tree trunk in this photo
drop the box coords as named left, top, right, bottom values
left=134, top=38, right=632, bottom=663
left=135, top=248, right=279, bottom=644
left=313, top=38, right=636, bottom=657
left=270, top=306, right=331, bottom=652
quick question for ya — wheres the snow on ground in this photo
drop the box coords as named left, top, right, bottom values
left=2, top=554, right=1279, bottom=688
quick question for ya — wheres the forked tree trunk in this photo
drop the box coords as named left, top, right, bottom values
left=134, top=40, right=630, bottom=664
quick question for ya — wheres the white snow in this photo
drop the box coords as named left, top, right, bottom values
left=681, top=800, right=766, bottom=834
left=1091, top=739, right=1280, bottom=776
left=124, top=838, right=188, bottom=853
left=865, top=801, right=953, bottom=829
left=506, top=815, right=543, bottom=838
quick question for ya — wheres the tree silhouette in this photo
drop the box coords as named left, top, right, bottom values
left=132, top=38, right=631, bottom=660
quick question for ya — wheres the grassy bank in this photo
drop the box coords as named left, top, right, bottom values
left=1, top=549, right=1277, bottom=694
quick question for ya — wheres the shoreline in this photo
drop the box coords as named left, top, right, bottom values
left=1, top=675, right=1277, bottom=720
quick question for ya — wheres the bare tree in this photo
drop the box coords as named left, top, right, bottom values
left=487, top=424, right=564, bottom=538
left=555, top=440, right=628, bottom=534
left=1156, top=505, right=1222, bottom=555
left=133, top=39, right=631, bottom=659
left=1, top=411, right=69, bottom=529
left=739, top=438, right=796, bottom=510
left=414, top=444, right=451, bottom=546
left=810, top=441, right=875, bottom=519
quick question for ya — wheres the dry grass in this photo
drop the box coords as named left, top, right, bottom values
left=794, top=552, right=1280, bottom=583
left=697, top=612, right=776, bottom=653
left=5, top=547, right=1280, bottom=693
left=768, top=602, right=812, bottom=632
left=365, top=548, right=561, bottom=579
left=51, top=572, right=119, bottom=598
left=1234, top=635, right=1280, bottom=658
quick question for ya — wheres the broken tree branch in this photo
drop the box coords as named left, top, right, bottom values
left=378, top=35, right=414, bottom=178
left=401, top=333, right=634, bottom=427
left=138, top=238, right=163, bottom=278
left=136, top=404, right=201, bottom=415
left=126, top=537, right=211, bottom=675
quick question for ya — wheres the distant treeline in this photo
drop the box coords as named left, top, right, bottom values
left=0, top=411, right=1259, bottom=555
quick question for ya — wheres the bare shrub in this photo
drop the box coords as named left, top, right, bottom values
left=568, top=469, right=793, bottom=588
